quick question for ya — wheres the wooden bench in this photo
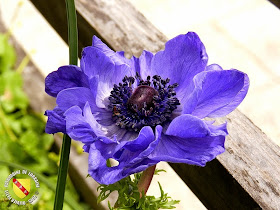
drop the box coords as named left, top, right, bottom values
left=2, top=0, right=280, bottom=209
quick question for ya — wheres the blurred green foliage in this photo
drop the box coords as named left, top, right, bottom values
left=0, top=33, right=88, bottom=209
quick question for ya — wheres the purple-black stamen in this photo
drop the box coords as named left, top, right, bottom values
left=108, top=74, right=180, bottom=131
left=127, top=85, right=158, bottom=113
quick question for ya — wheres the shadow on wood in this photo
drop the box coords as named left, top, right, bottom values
left=170, top=160, right=260, bottom=209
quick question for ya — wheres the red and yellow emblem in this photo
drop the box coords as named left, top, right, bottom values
left=13, top=179, right=30, bottom=199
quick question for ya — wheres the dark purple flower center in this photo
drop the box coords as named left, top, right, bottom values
left=127, top=85, right=158, bottom=114
left=108, top=73, right=180, bottom=131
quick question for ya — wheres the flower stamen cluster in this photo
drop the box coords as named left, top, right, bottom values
left=108, top=73, right=180, bottom=131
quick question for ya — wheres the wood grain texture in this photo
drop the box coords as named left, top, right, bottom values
left=74, top=0, right=167, bottom=57
left=217, top=111, right=280, bottom=209
left=27, top=0, right=280, bottom=209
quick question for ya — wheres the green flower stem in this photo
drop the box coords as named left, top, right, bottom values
left=0, top=160, right=83, bottom=210
left=54, top=135, right=72, bottom=210
left=65, top=0, right=78, bottom=66
left=54, top=0, right=78, bottom=209
left=137, top=165, right=157, bottom=197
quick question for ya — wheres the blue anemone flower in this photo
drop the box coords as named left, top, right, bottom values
left=45, top=32, right=249, bottom=185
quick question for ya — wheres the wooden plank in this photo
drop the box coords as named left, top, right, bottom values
left=217, top=111, right=280, bottom=209
left=29, top=0, right=280, bottom=209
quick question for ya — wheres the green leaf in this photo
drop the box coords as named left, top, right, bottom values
left=0, top=34, right=16, bottom=73
left=19, top=130, right=39, bottom=158
left=21, top=115, right=45, bottom=132
left=7, top=113, right=22, bottom=135
left=1, top=71, right=28, bottom=112
left=0, top=75, right=5, bottom=95
left=0, top=134, right=13, bottom=161
left=7, top=140, right=27, bottom=162
left=0, top=165, right=11, bottom=198
left=41, top=133, right=54, bottom=150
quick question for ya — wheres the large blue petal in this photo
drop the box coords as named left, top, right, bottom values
left=88, top=126, right=162, bottom=185
left=205, top=120, right=228, bottom=136
left=151, top=32, right=208, bottom=102
left=165, top=114, right=210, bottom=138
left=138, top=50, right=154, bottom=80
left=45, top=107, right=65, bottom=134
left=91, top=36, right=154, bottom=84
left=88, top=140, right=123, bottom=185
left=91, top=36, right=127, bottom=66
left=165, top=114, right=228, bottom=138
left=148, top=133, right=225, bottom=166
left=123, top=126, right=155, bottom=152
left=56, top=87, right=97, bottom=112
left=64, top=102, right=118, bottom=140
left=63, top=101, right=139, bottom=144
left=81, top=45, right=131, bottom=81
left=80, top=47, right=134, bottom=108
left=64, top=104, right=98, bottom=144
left=183, top=69, right=249, bottom=118
left=45, top=65, right=89, bottom=97
left=121, top=126, right=162, bottom=170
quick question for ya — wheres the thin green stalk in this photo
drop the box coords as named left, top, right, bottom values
left=0, top=160, right=82, bottom=210
left=66, top=0, right=78, bottom=66
left=54, top=0, right=78, bottom=209
left=54, top=135, right=72, bottom=209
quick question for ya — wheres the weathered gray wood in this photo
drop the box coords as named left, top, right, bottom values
left=74, top=0, right=167, bottom=57
left=27, top=0, right=280, bottom=209
left=217, top=111, right=280, bottom=209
